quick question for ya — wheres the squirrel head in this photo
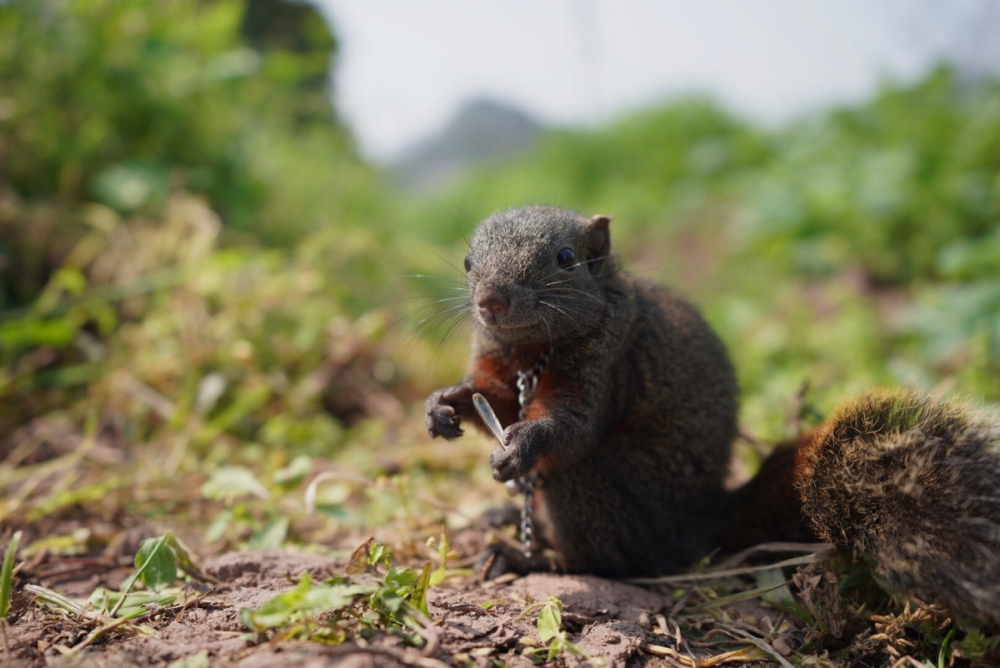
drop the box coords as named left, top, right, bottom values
left=464, top=205, right=616, bottom=345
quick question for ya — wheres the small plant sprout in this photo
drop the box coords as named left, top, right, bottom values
left=427, top=529, right=466, bottom=585
left=17, top=532, right=208, bottom=656
left=514, top=595, right=605, bottom=665
left=2, top=531, right=23, bottom=659
left=239, top=539, right=439, bottom=647
left=91, top=533, right=187, bottom=621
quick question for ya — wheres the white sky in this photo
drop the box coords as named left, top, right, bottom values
left=315, top=0, right=1000, bottom=162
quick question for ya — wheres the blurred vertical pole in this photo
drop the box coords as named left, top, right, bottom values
left=573, top=0, right=605, bottom=122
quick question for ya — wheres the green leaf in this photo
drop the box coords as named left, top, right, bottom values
left=537, top=596, right=563, bottom=643
left=478, top=597, right=506, bottom=610
left=198, top=386, right=271, bottom=443
left=164, top=535, right=198, bottom=576
left=692, top=579, right=793, bottom=611
left=89, top=588, right=177, bottom=619
left=167, top=650, right=210, bottom=668
left=1, top=531, right=22, bottom=618
left=547, top=639, right=565, bottom=661
left=91, top=162, right=168, bottom=213
left=430, top=530, right=451, bottom=586
left=51, top=268, right=88, bottom=296
left=0, top=318, right=78, bottom=351
left=368, top=542, right=391, bottom=568
left=129, top=534, right=179, bottom=594
left=756, top=566, right=796, bottom=609
left=238, top=607, right=257, bottom=633
left=384, top=566, right=418, bottom=591
left=201, top=466, right=270, bottom=502
left=205, top=509, right=234, bottom=544
left=272, top=455, right=313, bottom=486
left=242, top=573, right=314, bottom=630
left=303, top=583, right=374, bottom=611
left=249, top=517, right=289, bottom=550
left=117, top=532, right=177, bottom=596
left=240, top=572, right=376, bottom=632
left=313, top=504, right=349, bottom=519
left=522, top=646, right=548, bottom=664
left=377, top=590, right=407, bottom=614
left=411, top=562, right=432, bottom=617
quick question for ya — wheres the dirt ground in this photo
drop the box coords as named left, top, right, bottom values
left=4, top=540, right=801, bottom=668
left=3, top=439, right=982, bottom=668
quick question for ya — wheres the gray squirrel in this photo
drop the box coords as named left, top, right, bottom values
left=425, top=205, right=1000, bottom=626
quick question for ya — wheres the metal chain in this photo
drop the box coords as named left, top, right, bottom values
left=513, top=350, right=550, bottom=558
left=519, top=477, right=535, bottom=558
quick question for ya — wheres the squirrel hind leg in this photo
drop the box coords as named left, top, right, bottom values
left=475, top=541, right=561, bottom=580
left=480, top=502, right=521, bottom=529
left=722, top=436, right=820, bottom=554
left=798, top=389, right=1000, bottom=625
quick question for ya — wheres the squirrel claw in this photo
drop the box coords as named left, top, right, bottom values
left=476, top=541, right=558, bottom=579
left=425, top=386, right=470, bottom=440
left=427, top=408, right=463, bottom=439
left=490, top=442, right=534, bottom=482
left=490, top=421, right=541, bottom=481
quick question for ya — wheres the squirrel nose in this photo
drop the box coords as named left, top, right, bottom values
left=477, top=294, right=509, bottom=324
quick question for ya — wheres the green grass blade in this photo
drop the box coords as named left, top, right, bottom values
left=1, top=531, right=22, bottom=618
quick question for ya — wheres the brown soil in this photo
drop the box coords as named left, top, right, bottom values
left=4, top=546, right=791, bottom=668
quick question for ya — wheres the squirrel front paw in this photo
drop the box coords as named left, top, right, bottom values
left=490, top=421, right=544, bottom=481
left=425, top=384, right=472, bottom=440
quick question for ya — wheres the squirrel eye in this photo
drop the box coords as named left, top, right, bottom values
left=556, top=247, right=576, bottom=270
left=464, top=254, right=472, bottom=272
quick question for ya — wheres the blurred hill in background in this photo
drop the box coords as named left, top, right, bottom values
left=390, top=98, right=543, bottom=191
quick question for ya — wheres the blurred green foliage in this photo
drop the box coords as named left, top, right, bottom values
left=737, top=69, right=1000, bottom=285
left=0, top=0, right=381, bottom=307
left=0, top=0, right=463, bottom=537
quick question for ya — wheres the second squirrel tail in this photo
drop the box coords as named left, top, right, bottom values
left=797, top=389, right=1000, bottom=625
left=728, top=389, right=1000, bottom=626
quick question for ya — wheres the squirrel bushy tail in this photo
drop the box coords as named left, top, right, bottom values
left=790, top=389, right=1000, bottom=625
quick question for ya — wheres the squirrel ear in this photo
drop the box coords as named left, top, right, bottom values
left=586, top=215, right=612, bottom=274
left=590, top=214, right=612, bottom=228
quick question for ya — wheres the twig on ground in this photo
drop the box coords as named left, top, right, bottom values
left=714, top=623, right=795, bottom=668
left=717, top=541, right=833, bottom=569
left=627, top=552, right=828, bottom=585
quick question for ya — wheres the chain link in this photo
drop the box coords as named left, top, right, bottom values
left=514, top=350, right=550, bottom=558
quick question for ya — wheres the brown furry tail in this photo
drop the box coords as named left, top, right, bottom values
left=796, top=389, right=1000, bottom=625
